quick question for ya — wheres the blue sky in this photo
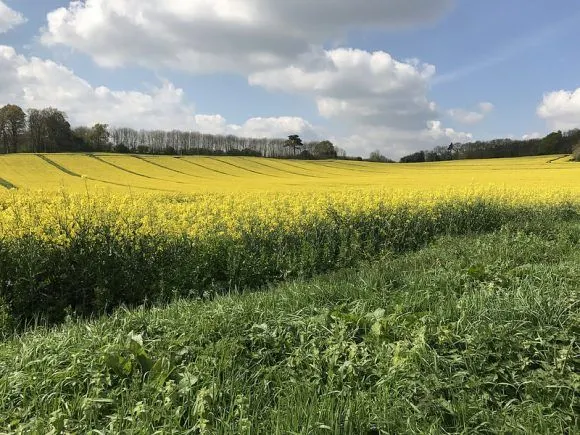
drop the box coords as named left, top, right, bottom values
left=1, top=0, right=580, bottom=157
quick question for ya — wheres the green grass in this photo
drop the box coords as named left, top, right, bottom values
left=1, top=220, right=578, bottom=433
left=1, top=197, right=577, bottom=328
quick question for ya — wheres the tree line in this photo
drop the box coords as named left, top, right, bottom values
left=400, top=129, right=580, bottom=163
left=4, top=103, right=577, bottom=163
left=0, top=104, right=347, bottom=159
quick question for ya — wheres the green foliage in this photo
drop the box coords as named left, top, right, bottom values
left=0, top=220, right=578, bottom=432
left=113, top=143, right=131, bottom=153
left=400, top=150, right=426, bottom=163
left=284, top=134, right=304, bottom=155
left=89, top=123, right=111, bottom=151
left=0, top=199, right=576, bottom=328
left=0, top=104, right=26, bottom=154
left=311, top=140, right=337, bottom=159
left=3, top=100, right=579, bottom=161
left=368, top=150, right=394, bottom=163
left=573, top=144, right=580, bottom=161
left=27, top=107, right=73, bottom=153
left=401, top=129, right=580, bottom=162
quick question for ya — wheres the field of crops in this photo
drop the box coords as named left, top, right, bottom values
left=0, top=153, right=578, bottom=193
left=0, top=154, right=579, bottom=433
left=1, top=153, right=578, bottom=324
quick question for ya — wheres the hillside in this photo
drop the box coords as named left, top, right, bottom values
left=0, top=153, right=578, bottom=194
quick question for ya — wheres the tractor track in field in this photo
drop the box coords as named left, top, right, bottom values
left=175, top=157, right=239, bottom=177
left=273, top=159, right=347, bottom=177
left=330, top=160, right=391, bottom=173
left=208, top=157, right=281, bottom=177
left=245, top=158, right=326, bottom=178
left=546, top=155, right=571, bottom=164
left=305, top=160, right=379, bottom=173
left=88, top=155, right=192, bottom=185
left=131, top=155, right=206, bottom=179
left=39, top=155, right=177, bottom=193
left=38, top=154, right=82, bottom=177
left=0, top=177, right=17, bottom=190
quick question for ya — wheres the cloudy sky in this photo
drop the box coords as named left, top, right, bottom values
left=1, top=0, right=580, bottom=158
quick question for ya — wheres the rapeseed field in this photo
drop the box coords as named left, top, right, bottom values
left=0, top=153, right=579, bottom=193
left=0, top=154, right=578, bottom=433
left=0, top=153, right=578, bottom=326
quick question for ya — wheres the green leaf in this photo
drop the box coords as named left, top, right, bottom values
left=371, top=321, right=382, bottom=337
left=128, top=333, right=154, bottom=373
left=105, top=352, right=133, bottom=378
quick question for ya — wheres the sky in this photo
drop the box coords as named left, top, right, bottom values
left=1, top=0, right=580, bottom=158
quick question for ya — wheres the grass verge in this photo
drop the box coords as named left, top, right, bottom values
left=0, top=220, right=578, bottom=433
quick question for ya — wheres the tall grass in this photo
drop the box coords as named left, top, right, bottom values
left=1, top=192, right=577, bottom=330
left=0, top=219, right=578, bottom=433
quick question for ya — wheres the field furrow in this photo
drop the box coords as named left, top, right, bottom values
left=177, top=156, right=240, bottom=177
left=132, top=155, right=205, bottom=178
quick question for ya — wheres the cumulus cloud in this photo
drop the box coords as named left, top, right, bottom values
left=41, top=0, right=452, bottom=73
left=537, top=88, right=580, bottom=130
left=251, top=49, right=437, bottom=128
left=0, top=45, right=314, bottom=139
left=228, top=117, right=317, bottom=139
left=522, top=132, right=542, bottom=140
left=447, top=102, right=494, bottom=124
left=250, top=48, right=471, bottom=157
left=33, top=0, right=467, bottom=156
left=194, top=114, right=317, bottom=138
left=0, top=0, right=26, bottom=33
left=0, top=45, right=197, bottom=130
left=333, top=121, right=472, bottom=159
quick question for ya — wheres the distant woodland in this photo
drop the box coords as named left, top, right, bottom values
left=0, top=104, right=345, bottom=160
left=401, top=130, right=580, bottom=162
left=1, top=103, right=579, bottom=162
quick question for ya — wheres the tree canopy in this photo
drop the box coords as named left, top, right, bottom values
left=311, top=140, right=337, bottom=159
left=284, top=135, right=304, bottom=155
left=0, top=104, right=26, bottom=154
left=400, top=130, right=580, bottom=163
left=0, top=103, right=350, bottom=159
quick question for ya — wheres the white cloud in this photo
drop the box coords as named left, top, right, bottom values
left=251, top=49, right=437, bottom=129
left=230, top=117, right=317, bottom=139
left=0, top=41, right=472, bottom=157
left=447, top=109, right=484, bottom=124
left=333, top=121, right=472, bottom=159
left=0, top=45, right=314, bottom=139
left=537, top=88, right=580, bottom=130
left=193, top=114, right=228, bottom=135
left=0, top=45, right=196, bottom=130
left=5, top=0, right=478, bottom=157
left=447, top=102, right=494, bottom=124
left=250, top=47, right=472, bottom=157
left=0, top=0, right=26, bottom=33
left=522, top=132, right=542, bottom=140
left=37, top=1, right=468, bottom=156
left=194, top=114, right=317, bottom=139
left=41, top=0, right=452, bottom=73
left=478, top=102, right=494, bottom=113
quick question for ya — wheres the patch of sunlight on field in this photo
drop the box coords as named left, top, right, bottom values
left=0, top=153, right=579, bottom=196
